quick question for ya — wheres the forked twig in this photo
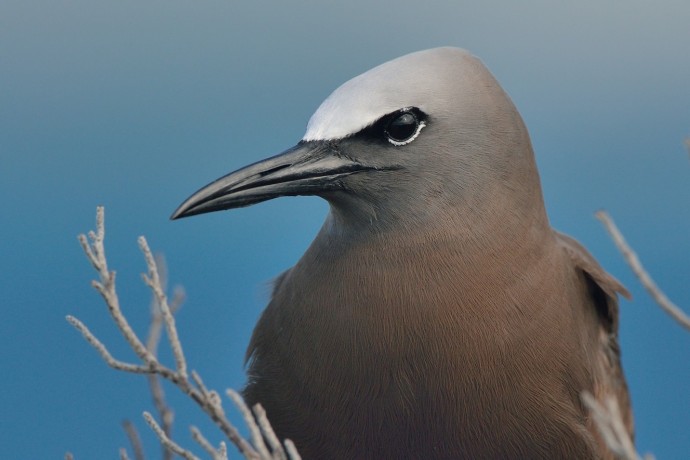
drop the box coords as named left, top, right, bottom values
left=76, top=208, right=156, bottom=366
left=139, top=238, right=188, bottom=380
left=146, top=255, right=185, bottom=460
left=226, top=389, right=273, bottom=459
left=144, top=412, right=199, bottom=460
left=191, top=426, right=229, bottom=460
left=68, top=206, right=300, bottom=460
left=253, top=404, right=288, bottom=460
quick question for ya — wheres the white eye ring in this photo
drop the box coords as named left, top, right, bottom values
left=387, top=119, right=426, bottom=146
left=384, top=109, right=426, bottom=146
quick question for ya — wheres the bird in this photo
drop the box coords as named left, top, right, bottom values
left=172, top=47, right=633, bottom=459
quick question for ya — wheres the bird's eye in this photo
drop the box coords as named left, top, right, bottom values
left=384, top=110, right=425, bottom=146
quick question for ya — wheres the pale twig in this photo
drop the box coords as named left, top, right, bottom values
left=193, top=379, right=247, bottom=454
left=70, top=207, right=295, bottom=460
left=253, top=404, right=286, bottom=460
left=581, top=392, right=649, bottom=460
left=178, top=376, right=254, bottom=453
left=145, top=254, right=167, bottom=358
left=257, top=404, right=302, bottom=460
left=284, top=440, right=301, bottom=460
left=144, top=412, right=199, bottom=460
left=224, top=391, right=301, bottom=460
left=147, top=373, right=174, bottom=460
left=66, top=315, right=151, bottom=374
left=170, top=286, right=186, bottom=313
left=191, top=371, right=211, bottom=399
left=146, top=256, right=184, bottom=460
left=186, top=384, right=257, bottom=458
left=66, top=314, right=182, bottom=379
left=68, top=309, right=183, bottom=380
left=76, top=207, right=156, bottom=365
left=65, top=453, right=74, bottom=460
left=122, top=420, right=145, bottom=460
left=119, top=447, right=131, bottom=460
left=72, top=307, right=257, bottom=457
left=191, top=426, right=229, bottom=460
left=139, top=237, right=188, bottom=380
left=596, top=211, right=690, bottom=331
left=227, top=389, right=272, bottom=459
left=191, top=426, right=216, bottom=457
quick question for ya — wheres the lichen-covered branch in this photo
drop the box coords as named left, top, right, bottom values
left=139, top=238, right=188, bottom=380
left=76, top=207, right=156, bottom=366
left=191, top=426, right=228, bottom=460
left=144, top=412, right=199, bottom=460
left=68, top=206, right=300, bottom=460
left=146, top=255, right=185, bottom=460
left=226, top=389, right=274, bottom=460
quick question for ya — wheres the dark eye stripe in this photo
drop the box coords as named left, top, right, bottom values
left=350, top=107, right=427, bottom=145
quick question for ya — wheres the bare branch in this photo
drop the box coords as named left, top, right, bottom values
left=139, top=236, right=189, bottom=380
left=122, top=420, right=145, bottom=460
left=219, top=442, right=228, bottom=460
left=253, top=404, right=286, bottom=460
left=147, top=374, right=174, bottom=460
left=146, top=293, right=164, bottom=359
left=227, top=389, right=272, bottom=459
left=581, top=392, right=648, bottom=460
left=66, top=315, right=151, bottom=374
left=143, top=412, right=199, bottom=460
left=119, top=447, right=131, bottom=460
left=188, top=374, right=259, bottom=456
left=284, top=440, right=302, bottom=460
left=192, top=371, right=211, bottom=399
left=71, top=207, right=296, bottom=460
left=78, top=234, right=99, bottom=272
left=596, top=211, right=690, bottom=331
left=68, top=308, right=186, bottom=381
left=77, top=207, right=157, bottom=365
left=191, top=426, right=229, bottom=460
left=145, top=255, right=180, bottom=460
left=170, top=286, right=186, bottom=311
left=252, top=403, right=301, bottom=460
left=191, top=425, right=216, bottom=457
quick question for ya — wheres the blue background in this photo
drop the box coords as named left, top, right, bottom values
left=2, top=1, right=689, bottom=458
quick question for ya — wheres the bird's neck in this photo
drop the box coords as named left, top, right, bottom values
left=300, top=205, right=555, bottom=310
left=319, top=195, right=552, bottom=265
left=274, top=206, right=564, bottom=380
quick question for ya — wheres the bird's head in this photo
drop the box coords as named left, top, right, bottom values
left=172, top=47, right=546, bottom=235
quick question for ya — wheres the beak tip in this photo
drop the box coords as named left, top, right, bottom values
left=170, top=141, right=352, bottom=222
left=170, top=206, right=189, bottom=221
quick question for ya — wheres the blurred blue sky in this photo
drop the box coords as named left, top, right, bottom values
left=1, top=1, right=689, bottom=458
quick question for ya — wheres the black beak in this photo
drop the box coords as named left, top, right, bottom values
left=171, top=141, right=375, bottom=219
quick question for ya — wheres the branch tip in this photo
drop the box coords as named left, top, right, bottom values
left=597, top=211, right=690, bottom=331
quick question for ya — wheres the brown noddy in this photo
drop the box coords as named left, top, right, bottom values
left=172, top=47, right=633, bottom=459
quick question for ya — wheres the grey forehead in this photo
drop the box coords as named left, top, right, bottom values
left=303, top=47, right=476, bottom=142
